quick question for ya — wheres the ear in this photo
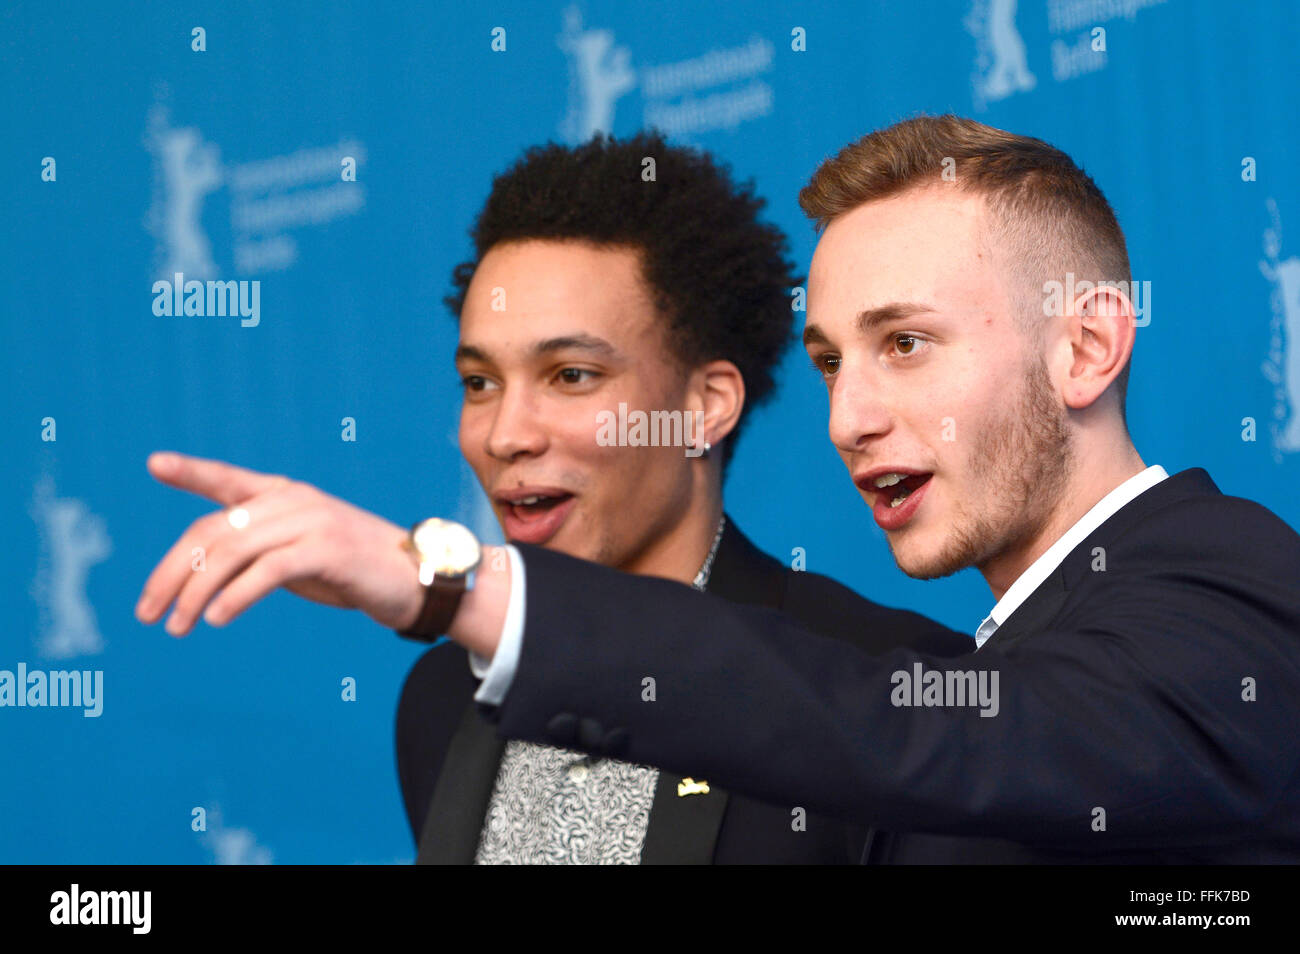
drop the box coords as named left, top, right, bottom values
left=1063, top=282, right=1134, bottom=411
left=686, top=359, right=745, bottom=451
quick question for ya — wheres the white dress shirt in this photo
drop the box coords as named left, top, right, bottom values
left=474, top=465, right=1171, bottom=701
left=470, top=543, right=525, bottom=705
left=973, top=464, right=1168, bottom=649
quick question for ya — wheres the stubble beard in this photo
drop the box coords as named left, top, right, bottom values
left=889, top=355, right=1075, bottom=580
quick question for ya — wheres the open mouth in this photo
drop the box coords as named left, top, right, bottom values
left=504, top=492, right=573, bottom=520
left=494, top=488, right=578, bottom=545
left=871, top=472, right=933, bottom=508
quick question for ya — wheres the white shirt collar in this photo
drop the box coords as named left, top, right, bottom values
left=974, top=465, right=1169, bottom=649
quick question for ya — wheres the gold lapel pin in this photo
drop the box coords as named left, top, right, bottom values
left=677, top=777, right=710, bottom=797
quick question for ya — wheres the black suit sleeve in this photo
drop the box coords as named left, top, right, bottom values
left=782, top=568, right=973, bottom=658
left=493, top=502, right=1300, bottom=851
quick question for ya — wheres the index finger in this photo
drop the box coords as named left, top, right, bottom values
left=146, top=451, right=289, bottom=507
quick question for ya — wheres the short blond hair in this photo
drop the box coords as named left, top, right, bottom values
left=800, top=114, right=1133, bottom=402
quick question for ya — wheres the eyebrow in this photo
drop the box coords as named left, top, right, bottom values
left=454, top=333, right=621, bottom=364
left=802, top=301, right=939, bottom=348
left=531, top=334, right=619, bottom=358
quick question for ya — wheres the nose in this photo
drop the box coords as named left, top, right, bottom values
left=485, top=385, right=548, bottom=462
left=827, top=363, right=892, bottom=455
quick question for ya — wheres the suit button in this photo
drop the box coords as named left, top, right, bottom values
left=546, top=713, right=578, bottom=745
left=577, top=717, right=604, bottom=749
left=567, top=761, right=590, bottom=783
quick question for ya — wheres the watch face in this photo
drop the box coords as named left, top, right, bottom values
left=411, top=518, right=481, bottom=576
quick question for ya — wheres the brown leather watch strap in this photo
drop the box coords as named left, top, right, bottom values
left=397, top=574, right=468, bottom=641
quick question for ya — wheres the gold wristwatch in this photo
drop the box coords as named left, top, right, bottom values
left=397, top=517, right=482, bottom=641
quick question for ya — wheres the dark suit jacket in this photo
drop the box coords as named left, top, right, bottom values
left=487, top=470, right=1300, bottom=863
left=395, top=517, right=969, bottom=863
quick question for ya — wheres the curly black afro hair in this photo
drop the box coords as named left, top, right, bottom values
left=446, top=130, right=801, bottom=467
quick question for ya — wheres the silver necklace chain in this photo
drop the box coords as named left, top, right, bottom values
left=692, top=513, right=727, bottom=592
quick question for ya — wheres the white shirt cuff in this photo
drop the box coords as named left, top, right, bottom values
left=470, top=543, right=526, bottom=706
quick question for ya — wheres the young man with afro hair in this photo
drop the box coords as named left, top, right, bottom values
left=395, top=132, right=967, bottom=864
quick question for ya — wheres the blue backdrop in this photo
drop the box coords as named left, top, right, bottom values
left=3, top=0, right=1298, bottom=863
